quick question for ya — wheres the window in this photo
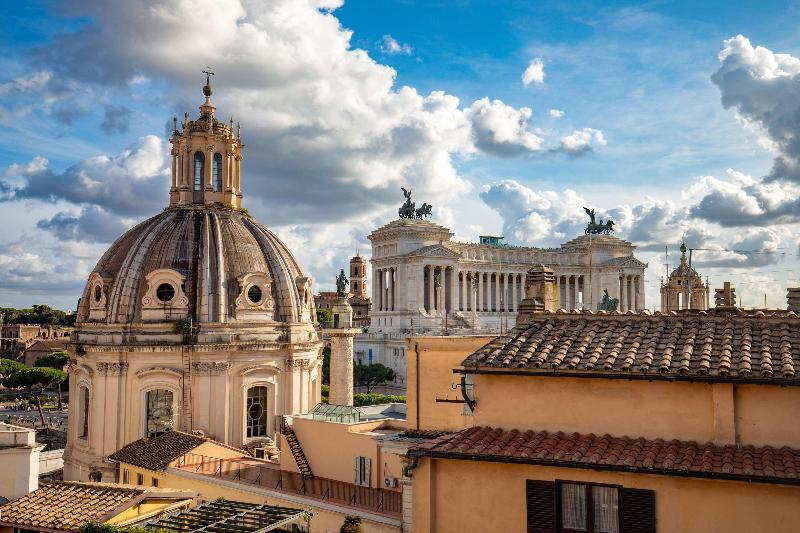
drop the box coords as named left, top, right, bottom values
left=354, top=456, right=371, bottom=487
left=213, top=153, right=223, bottom=192
left=122, top=469, right=130, bottom=484
left=93, top=285, right=102, bottom=303
left=246, top=386, right=268, bottom=438
left=137, top=473, right=144, bottom=485
left=79, top=386, right=90, bottom=439
left=247, top=285, right=263, bottom=304
left=193, top=151, right=204, bottom=191
left=145, top=389, right=174, bottom=438
left=353, top=281, right=358, bottom=291
left=526, top=480, right=655, bottom=533
left=156, top=283, right=175, bottom=303
left=152, top=477, right=159, bottom=487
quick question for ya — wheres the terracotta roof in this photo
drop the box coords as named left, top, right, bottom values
left=410, top=426, right=800, bottom=485
left=462, top=310, right=800, bottom=383
left=108, top=430, right=206, bottom=471
left=0, top=482, right=193, bottom=532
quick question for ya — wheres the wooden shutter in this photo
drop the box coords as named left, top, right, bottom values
left=621, top=488, right=656, bottom=533
left=364, top=457, right=372, bottom=487
left=354, top=456, right=361, bottom=485
left=526, top=480, right=556, bottom=533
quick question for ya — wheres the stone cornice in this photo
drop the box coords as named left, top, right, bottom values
left=72, top=340, right=322, bottom=353
left=96, top=362, right=129, bottom=376
left=191, top=361, right=231, bottom=376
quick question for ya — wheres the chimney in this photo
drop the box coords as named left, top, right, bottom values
left=517, top=264, right=556, bottom=322
left=788, top=287, right=800, bottom=312
left=714, top=281, right=737, bottom=309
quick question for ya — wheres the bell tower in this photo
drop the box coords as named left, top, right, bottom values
left=169, top=70, right=245, bottom=208
left=350, top=253, right=368, bottom=298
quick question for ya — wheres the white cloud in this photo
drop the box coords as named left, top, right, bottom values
left=380, top=35, right=412, bottom=56
left=559, top=127, right=607, bottom=155
left=522, top=57, right=545, bottom=86
left=548, top=108, right=564, bottom=118
left=711, top=35, right=800, bottom=182
left=466, top=98, right=542, bottom=156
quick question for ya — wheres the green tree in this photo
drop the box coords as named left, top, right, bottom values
left=339, top=515, right=363, bottom=533
left=316, top=307, right=332, bottom=324
left=34, top=351, right=70, bottom=369
left=3, top=367, right=67, bottom=424
left=78, top=521, right=152, bottom=533
left=321, top=346, right=331, bottom=385
left=354, top=363, right=395, bottom=394
left=0, top=358, right=25, bottom=379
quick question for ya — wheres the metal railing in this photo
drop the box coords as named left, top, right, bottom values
left=174, top=452, right=402, bottom=518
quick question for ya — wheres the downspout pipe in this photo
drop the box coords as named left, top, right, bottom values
left=415, top=341, right=420, bottom=431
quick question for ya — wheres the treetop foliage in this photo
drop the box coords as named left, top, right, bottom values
left=1, top=305, right=75, bottom=326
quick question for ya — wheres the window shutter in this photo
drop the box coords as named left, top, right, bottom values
left=364, top=458, right=372, bottom=487
left=526, top=480, right=556, bottom=533
left=354, top=457, right=361, bottom=485
left=621, top=488, right=656, bottom=533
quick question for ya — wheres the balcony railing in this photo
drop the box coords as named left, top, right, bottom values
left=173, top=453, right=402, bottom=518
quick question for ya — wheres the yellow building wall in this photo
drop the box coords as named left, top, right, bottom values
left=126, top=463, right=399, bottom=533
left=471, top=374, right=800, bottom=448
left=412, top=458, right=800, bottom=533
left=281, top=417, right=405, bottom=489
left=405, top=336, right=494, bottom=432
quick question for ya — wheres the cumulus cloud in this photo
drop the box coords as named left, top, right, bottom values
left=0, top=135, right=169, bottom=216
left=480, top=178, right=788, bottom=270
left=559, top=128, right=607, bottom=155
left=548, top=108, right=564, bottom=118
left=23, top=0, right=561, bottom=224
left=37, top=205, right=133, bottom=242
left=711, top=35, right=800, bottom=183
left=522, top=58, right=545, bottom=86
left=101, top=104, right=132, bottom=134
left=466, top=98, right=542, bottom=156
left=380, top=35, right=412, bottom=56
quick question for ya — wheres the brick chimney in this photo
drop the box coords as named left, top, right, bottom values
left=788, top=288, right=800, bottom=312
left=714, top=281, right=737, bottom=309
left=517, top=264, right=556, bottom=322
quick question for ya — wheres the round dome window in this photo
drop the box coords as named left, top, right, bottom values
left=247, top=285, right=263, bottom=304
left=156, top=283, right=175, bottom=303
left=93, top=285, right=102, bottom=303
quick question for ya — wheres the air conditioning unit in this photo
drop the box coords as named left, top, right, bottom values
left=383, top=476, right=398, bottom=488
left=254, top=448, right=267, bottom=460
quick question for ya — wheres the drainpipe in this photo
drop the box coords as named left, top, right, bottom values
left=414, top=342, right=420, bottom=431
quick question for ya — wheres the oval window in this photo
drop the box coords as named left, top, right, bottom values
left=156, top=283, right=175, bottom=303
left=247, top=285, right=262, bottom=303
left=93, top=285, right=102, bottom=302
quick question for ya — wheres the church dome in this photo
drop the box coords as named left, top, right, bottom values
left=75, top=82, right=315, bottom=333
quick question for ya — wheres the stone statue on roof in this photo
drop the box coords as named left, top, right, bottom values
left=583, top=206, right=615, bottom=235
left=336, top=269, right=349, bottom=297
left=598, top=289, right=619, bottom=311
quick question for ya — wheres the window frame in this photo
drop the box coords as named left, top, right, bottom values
left=193, top=151, right=205, bottom=192
left=122, top=469, right=130, bottom=484
left=136, top=473, right=144, bottom=485
left=245, top=385, right=268, bottom=439
left=78, top=385, right=90, bottom=439
left=213, top=152, right=223, bottom=192
left=145, top=388, right=174, bottom=439
left=556, top=480, right=622, bottom=533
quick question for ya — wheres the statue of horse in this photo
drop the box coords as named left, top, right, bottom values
left=415, top=203, right=432, bottom=219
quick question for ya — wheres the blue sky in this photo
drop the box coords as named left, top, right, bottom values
left=0, top=0, right=798, bottom=311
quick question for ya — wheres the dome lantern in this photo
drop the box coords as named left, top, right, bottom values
left=169, top=70, right=244, bottom=208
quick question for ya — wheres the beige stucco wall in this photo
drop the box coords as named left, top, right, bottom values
left=412, top=457, right=800, bottom=533
left=471, top=374, right=800, bottom=448
left=281, top=417, right=405, bottom=488
left=404, top=336, right=494, bottom=432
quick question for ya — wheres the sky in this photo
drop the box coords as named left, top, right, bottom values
left=0, top=0, right=799, bottom=311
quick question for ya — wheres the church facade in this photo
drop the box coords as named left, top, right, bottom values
left=355, top=211, right=647, bottom=381
left=63, top=80, right=322, bottom=481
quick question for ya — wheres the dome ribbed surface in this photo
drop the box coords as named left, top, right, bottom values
left=78, top=205, right=309, bottom=325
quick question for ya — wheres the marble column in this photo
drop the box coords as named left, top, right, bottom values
left=460, top=272, right=466, bottom=311
left=619, top=276, right=625, bottom=311
left=388, top=268, right=394, bottom=311
left=511, top=274, right=517, bottom=312
left=477, top=272, right=484, bottom=312
left=573, top=275, right=580, bottom=310
left=555, top=275, right=561, bottom=309
left=565, top=275, right=572, bottom=310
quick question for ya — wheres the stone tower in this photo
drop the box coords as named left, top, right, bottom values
left=660, top=242, right=710, bottom=311
left=350, top=254, right=368, bottom=298
left=329, top=297, right=361, bottom=406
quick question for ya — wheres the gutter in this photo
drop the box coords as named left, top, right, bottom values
left=455, top=367, right=800, bottom=387
left=408, top=449, right=800, bottom=487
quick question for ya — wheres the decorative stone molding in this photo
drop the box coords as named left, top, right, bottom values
left=87, top=272, right=112, bottom=321
left=234, top=272, right=275, bottom=320
left=192, top=361, right=231, bottom=376
left=67, top=358, right=78, bottom=373
left=135, top=366, right=184, bottom=379
left=284, top=358, right=309, bottom=371
left=141, top=268, right=189, bottom=320
left=240, top=362, right=281, bottom=376
left=96, top=362, right=128, bottom=376
left=296, top=275, right=314, bottom=320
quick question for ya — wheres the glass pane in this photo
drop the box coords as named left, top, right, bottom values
left=592, top=486, right=620, bottom=533
left=246, top=386, right=267, bottom=438
left=561, top=483, right=587, bottom=531
left=146, top=389, right=174, bottom=438
left=213, top=153, right=223, bottom=192
left=194, top=152, right=204, bottom=191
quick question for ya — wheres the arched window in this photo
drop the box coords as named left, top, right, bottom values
left=193, top=152, right=204, bottom=192
left=353, top=281, right=358, bottom=291
left=145, top=389, right=174, bottom=438
left=213, top=153, right=223, bottom=192
left=246, top=386, right=268, bottom=438
left=78, top=386, right=90, bottom=439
